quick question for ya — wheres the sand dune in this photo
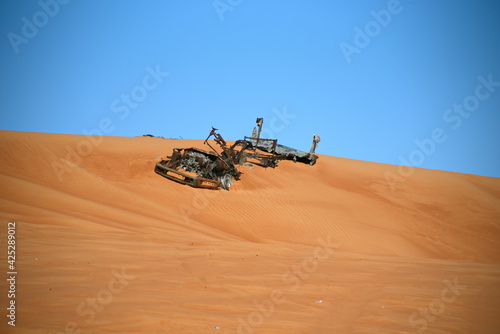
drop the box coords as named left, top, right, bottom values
left=1, top=130, right=499, bottom=333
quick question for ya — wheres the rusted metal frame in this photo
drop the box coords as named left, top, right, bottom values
left=203, top=128, right=220, bottom=154
left=244, top=151, right=278, bottom=168
left=244, top=136, right=279, bottom=167
left=155, top=119, right=318, bottom=190
left=244, top=136, right=278, bottom=153
left=203, top=127, right=237, bottom=171
left=154, top=161, right=220, bottom=189
left=204, top=127, right=230, bottom=157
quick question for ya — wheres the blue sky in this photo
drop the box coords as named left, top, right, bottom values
left=1, top=0, right=499, bottom=177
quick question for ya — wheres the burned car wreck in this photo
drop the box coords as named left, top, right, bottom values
left=154, top=118, right=320, bottom=190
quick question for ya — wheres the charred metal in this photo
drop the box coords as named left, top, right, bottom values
left=154, top=117, right=320, bottom=190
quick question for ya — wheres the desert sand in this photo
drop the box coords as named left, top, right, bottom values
left=1, top=130, right=499, bottom=334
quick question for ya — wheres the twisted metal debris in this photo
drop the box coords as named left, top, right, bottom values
left=154, top=117, right=320, bottom=190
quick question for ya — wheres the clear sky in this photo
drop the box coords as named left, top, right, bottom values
left=1, top=0, right=499, bottom=177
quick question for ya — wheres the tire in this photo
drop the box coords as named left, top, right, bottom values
left=219, top=174, right=234, bottom=190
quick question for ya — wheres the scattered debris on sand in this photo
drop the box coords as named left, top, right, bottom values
left=154, top=117, right=320, bottom=190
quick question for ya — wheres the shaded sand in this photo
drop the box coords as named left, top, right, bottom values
left=1, top=130, right=499, bottom=333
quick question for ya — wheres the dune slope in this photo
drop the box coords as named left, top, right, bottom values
left=1, top=130, right=499, bottom=334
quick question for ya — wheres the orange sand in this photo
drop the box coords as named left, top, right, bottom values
left=0, top=130, right=499, bottom=333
